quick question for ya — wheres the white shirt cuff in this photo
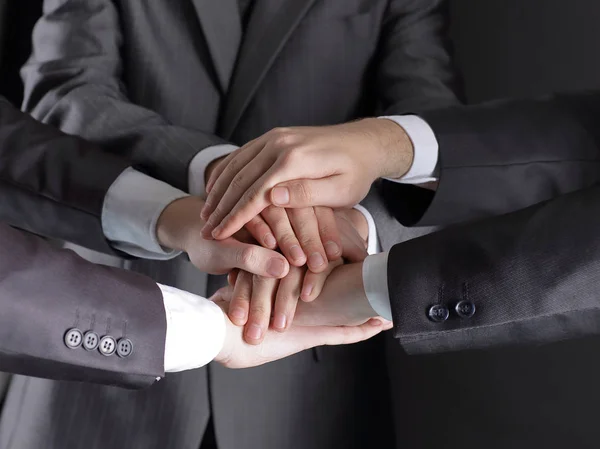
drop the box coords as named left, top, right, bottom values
left=188, top=144, right=239, bottom=197
left=352, top=204, right=381, bottom=255
left=379, top=115, right=439, bottom=184
left=102, top=168, right=188, bottom=260
left=159, top=283, right=226, bottom=372
left=362, top=252, right=392, bottom=321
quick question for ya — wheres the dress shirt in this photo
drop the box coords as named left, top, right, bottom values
left=159, top=283, right=226, bottom=372
left=101, top=115, right=439, bottom=357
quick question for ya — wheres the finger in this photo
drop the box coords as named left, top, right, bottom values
left=245, top=275, right=278, bottom=345
left=218, top=239, right=289, bottom=278
left=287, top=208, right=328, bottom=273
left=244, top=214, right=277, bottom=250
left=205, top=137, right=260, bottom=195
left=261, top=205, right=306, bottom=266
left=272, top=265, right=304, bottom=332
left=314, top=207, right=342, bottom=261
left=271, top=177, right=350, bottom=208
left=228, top=270, right=252, bottom=326
left=201, top=140, right=266, bottom=227
left=227, top=269, right=239, bottom=287
left=300, top=258, right=343, bottom=302
left=210, top=286, right=234, bottom=303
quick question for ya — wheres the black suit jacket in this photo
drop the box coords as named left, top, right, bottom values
left=0, top=97, right=166, bottom=388
left=384, top=91, right=600, bottom=352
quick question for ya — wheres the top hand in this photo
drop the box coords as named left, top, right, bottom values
left=200, top=118, right=414, bottom=240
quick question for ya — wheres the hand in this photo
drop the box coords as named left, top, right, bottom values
left=201, top=118, right=414, bottom=239
left=294, top=262, right=382, bottom=327
left=212, top=288, right=392, bottom=369
left=156, top=196, right=289, bottom=278
left=225, top=208, right=369, bottom=344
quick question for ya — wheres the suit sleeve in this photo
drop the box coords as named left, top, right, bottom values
left=388, top=183, right=600, bottom=354
left=376, top=0, right=461, bottom=115
left=0, top=223, right=166, bottom=388
left=0, top=96, right=130, bottom=254
left=21, top=0, right=225, bottom=191
left=383, top=91, right=600, bottom=226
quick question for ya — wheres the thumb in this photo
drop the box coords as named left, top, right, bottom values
left=271, top=178, right=349, bottom=208
left=221, top=239, right=290, bottom=279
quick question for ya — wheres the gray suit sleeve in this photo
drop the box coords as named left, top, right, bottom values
left=388, top=184, right=600, bottom=354
left=0, top=223, right=167, bottom=388
left=22, top=0, right=226, bottom=191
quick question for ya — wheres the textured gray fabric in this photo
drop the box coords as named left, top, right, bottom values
left=13, top=1, right=458, bottom=448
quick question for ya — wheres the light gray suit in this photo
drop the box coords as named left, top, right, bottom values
left=8, top=1, right=458, bottom=448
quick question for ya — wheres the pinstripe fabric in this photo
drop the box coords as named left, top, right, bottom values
left=9, top=1, right=459, bottom=448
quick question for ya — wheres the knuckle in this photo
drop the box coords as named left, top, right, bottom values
left=293, top=182, right=313, bottom=203
left=231, top=173, right=246, bottom=191
left=244, top=185, right=261, bottom=203
left=238, top=246, right=257, bottom=268
left=249, top=302, right=268, bottom=317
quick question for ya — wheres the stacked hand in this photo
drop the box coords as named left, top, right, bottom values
left=155, top=118, right=411, bottom=367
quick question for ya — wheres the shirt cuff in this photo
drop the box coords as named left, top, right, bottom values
left=159, top=283, right=226, bottom=372
left=352, top=204, right=381, bottom=255
left=362, top=252, right=392, bottom=321
left=188, top=144, right=239, bottom=197
left=102, top=168, right=188, bottom=260
left=379, top=115, right=439, bottom=184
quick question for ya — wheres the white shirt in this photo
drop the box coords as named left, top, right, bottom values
left=102, top=115, right=439, bottom=370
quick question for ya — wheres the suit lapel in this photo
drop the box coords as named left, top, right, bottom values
left=191, top=0, right=242, bottom=93
left=220, top=0, right=318, bottom=140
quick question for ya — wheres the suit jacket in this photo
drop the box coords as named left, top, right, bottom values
left=382, top=91, right=600, bottom=448
left=14, top=1, right=458, bottom=449
left=0, top=97, right=166, bottom=387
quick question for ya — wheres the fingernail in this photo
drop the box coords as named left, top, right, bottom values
left=302, top=284, right=313, bottom=298
left=368, top=319, right=383, bottom=327
left=264, top=233, right=277, bottom=248
left=230, top=307, right=247, bottom=323
left=325, top=241, right=340, bottom=258
left=272, top=187, right=290, bottom=205
left=267, top=258, right=286, bottom=277
left=289, top=245, right=305, bottom=262
left=273, top=314, right=287, bottom=330
left=212, top=225, right=223, bottom=239
left=246, top=324, right=263, bottom=340
left=308, top=252, right=325, bottom=269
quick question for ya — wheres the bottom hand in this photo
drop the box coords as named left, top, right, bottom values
left=212, top=290, right=391, bottom=369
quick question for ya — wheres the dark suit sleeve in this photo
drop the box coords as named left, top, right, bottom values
left=0, top=222, right=166, bottom=388
left=21, top=0, right=225, bottom=191
left=388, top=183, right=600, bottom=354
left=383, top=91, right=600, bottom=226
left=0, top=96, right=130, bottom=254
left=376, top=0, right=461, bottom=114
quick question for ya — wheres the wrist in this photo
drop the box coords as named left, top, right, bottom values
left=372, top=118, right=415, bottom=179
left=156, top=196, right=205, bottom=252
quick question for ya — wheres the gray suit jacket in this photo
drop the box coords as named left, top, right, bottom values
left=13, top=1, right=458, bottom=449
left=0, top=97, right=166, bottom=387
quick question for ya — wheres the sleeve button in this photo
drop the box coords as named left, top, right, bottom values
left=98, top=336, right=116, bottom=356
left=116, top=338, right=133, bottom=358
left=64, top=328, right=83, bottom=349
left=427, top=304, right=449, bottom=323
left=455, top=300, right=476, bottom=319
left=83, top=331, right=100, bottom=351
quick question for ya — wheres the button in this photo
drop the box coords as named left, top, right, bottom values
left=116, top=338, right=133, bottom=358
left=455, top=300, right=476, bottom=318
left=98, top=336, right=116, bottom=356
left=64, top=328, right=83, bottom=349
left=428, top=304, right=449, bottom=323
left=83, top=331, right=100, bottom=351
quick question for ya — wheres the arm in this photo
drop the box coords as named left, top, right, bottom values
left=383, top=91, right=600, bottom=226
left=0, top=222, right=166, bottom=388
left=0, top=96, right=130, bottom=254
left=22, top=0, right=225, bottom=191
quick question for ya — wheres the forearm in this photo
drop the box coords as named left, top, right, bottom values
left=388, top=183, right=600, bottom=353
left=0, top=223, right=166, bottom=388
